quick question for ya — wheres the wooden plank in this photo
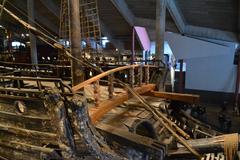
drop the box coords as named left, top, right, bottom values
left=169, top=134, right=240, bottom=156
left=0, top=123, right=57, bottom=139
left=0, top=140, right=56, bottom=154
left=90, top=84, right=156, bottom=124
left=0, top=110, right=50, bottom=121
left=96, top=123, right=166, bottom=151
left=144, top=91, right=200, bottom=104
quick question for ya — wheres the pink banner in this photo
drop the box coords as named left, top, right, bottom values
left=134, top=26, right=151, bottom=51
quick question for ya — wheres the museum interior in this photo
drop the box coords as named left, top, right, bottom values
left=0, top=0, right=239, bottom=159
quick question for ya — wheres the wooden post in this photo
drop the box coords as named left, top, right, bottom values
left=138, top=65, right=143, bottom=86
left=69, top=0, right=84, bottom=85
left=108, top=74, right=114, bottom=99
left=130, top=67, right=135, bottom=88
left=155, top=0, right=166, bottom=62
left=94, top=80, right=100, bottom=107
left=145, top=66, right=150, bottom=84
left=27, top=0, right=38, bottom=64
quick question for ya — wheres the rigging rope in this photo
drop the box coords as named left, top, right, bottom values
left=0, top=0, right=6, bottom=19
left=6, top=1, right=55, bottom=38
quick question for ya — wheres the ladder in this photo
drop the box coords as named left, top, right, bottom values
left=80, top=0, right=101, bottom=46
left=58, top=0, right=101, bottom=60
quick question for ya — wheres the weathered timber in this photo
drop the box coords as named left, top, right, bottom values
left=144, top=91, right=200, bottom=104
left=169, top=134, right=240, bottom=156
left=44, top=92, right=76, bottom=159
left=108, top=74, right=114, bottom=99
left=97, top=123, right=166, bottom=160
left=0, top=123, right=57, bottom=140
left=68, top=95, right=124, bottom=159
left=89, top=84, right=156, bottom=124
left=0, top=140, right=55, bottom=154
left=0, top=110, right=50, bottom=121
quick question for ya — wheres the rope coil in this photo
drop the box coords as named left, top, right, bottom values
left=224, top=133, right=238, bottom=160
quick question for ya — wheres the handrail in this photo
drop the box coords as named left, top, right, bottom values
left=0, top=61, right=58, bottom=68
left=72, top=64, right=156, bottom=92
left=0, top=76, right=63, bottom=82
left=72, top=64, right=139, bottom=92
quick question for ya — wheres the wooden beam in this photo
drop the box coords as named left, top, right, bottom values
left=90, top=84, right=156, bottom=124
left=96, top=123, right=166, bottom=153
left=0, top=123, right=57, bottom=139
left=144, top=91, right=200, bottom=104
left=169, top=134, right=240, bottom=156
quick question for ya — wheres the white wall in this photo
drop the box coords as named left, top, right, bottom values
left=165, top=32, right=238, bottom=93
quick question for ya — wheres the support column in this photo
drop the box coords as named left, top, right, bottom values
left=155, top=0, right=166, bottom=62
left=69, top=0, right=84, bottom=85
left=27, top=0, right=38, bottom=64
left=131, top=27, right=135, bottom=64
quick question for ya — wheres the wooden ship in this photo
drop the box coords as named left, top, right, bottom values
left=0, top=1, right=239, bottom=160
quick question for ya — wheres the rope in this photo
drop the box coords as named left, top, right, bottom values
left=6, top=1, right=55, bottom=38
left=224, top=133, right=238, bottom=160
left=0, top=0, right=6, bottom=19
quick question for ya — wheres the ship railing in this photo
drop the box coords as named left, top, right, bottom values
left=0, top=61, right=72, bottom=80
left=0, top=76, right=72, bottom=100
left=72, top=64, right=159, bottom=107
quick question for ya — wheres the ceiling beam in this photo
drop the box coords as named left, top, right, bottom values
left=166, top=0, right=238, bottom=42
left=166, top=0, right=185, bottom=34
left=136, top=17, right=179, bottom=31
left=185, top=25, right=238, bottom=42
left=110, top=0, right=135, bottom=26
